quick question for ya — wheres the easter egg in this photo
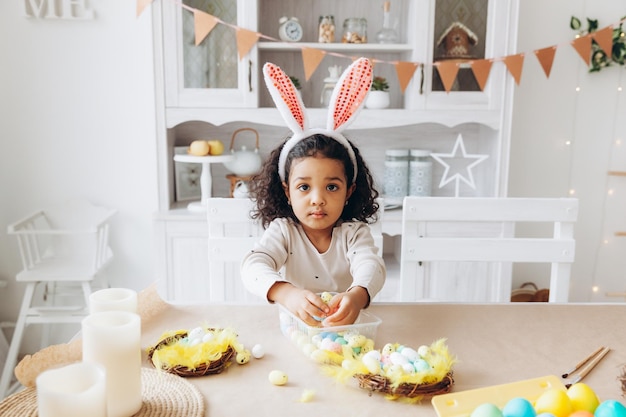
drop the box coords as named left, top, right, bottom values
left=502, top=397, right=536, bottom=417
left=399, top=347, right=419, bottom=362
left=594, top=400, right=626, bottom=417
left=534, top=389, right=573, bottom=417
left=268, top=370, right=288, bottom=386
left=362, top=355, right=381, bottom=374
left=567, top=383, right=600, bottom=413
left=251, top=344, right=265, bottom=359
left=471, top=403, right=504, bottom=417
left=570, top=411, right=594, bottom=417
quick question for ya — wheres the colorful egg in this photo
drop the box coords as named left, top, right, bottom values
left=502, top=397, right=535, bottom=417
left=567, top=383, right=600, bottom=413
left=594, top=400, right=626, bottom=417
left=534, top=389, right=573, bottom=417
left=471, top=403, right=504, bottom=417
left=251, top=344, right=265, bottom=359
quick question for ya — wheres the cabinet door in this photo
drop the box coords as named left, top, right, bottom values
left=162, top=0, right=258, bottom=108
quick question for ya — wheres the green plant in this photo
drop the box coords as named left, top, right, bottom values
left=289, top=76, right=302, bottom=90
left=371, top=76, right=389, bottom=91
left=570, top=16, right=626, bottom=72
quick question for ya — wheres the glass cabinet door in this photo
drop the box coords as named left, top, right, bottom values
left=162, top=0, right=258, bottom=108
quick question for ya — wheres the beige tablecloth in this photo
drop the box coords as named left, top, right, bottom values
left=140, top=302, right=626, bottom=416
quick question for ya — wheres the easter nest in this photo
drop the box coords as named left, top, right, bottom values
left=147, top=330, right=236, bottom=377
left=355, top=371, right=454, bottom=398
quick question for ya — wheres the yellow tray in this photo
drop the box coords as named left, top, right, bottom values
left=432, top=375, right=566, bottom=417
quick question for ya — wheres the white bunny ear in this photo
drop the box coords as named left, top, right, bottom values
left=326, top=57, right=373, bottom=133
left=263, top=62, right=307, bottom=135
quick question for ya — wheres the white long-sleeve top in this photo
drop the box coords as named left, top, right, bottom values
left=241, top=217, right=386, bottom=303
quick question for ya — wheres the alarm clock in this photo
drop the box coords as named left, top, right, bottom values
left=278, top=16, right=303, bottom=42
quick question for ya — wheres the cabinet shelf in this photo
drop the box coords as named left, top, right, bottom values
left=258, top=41, right=413, bottom=53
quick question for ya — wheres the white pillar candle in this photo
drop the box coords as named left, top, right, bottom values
left=89, top=288, right=138, bottom=314
left=36, top=362, right=107, bottom=417
left=82, top=311, right=142, bottom=417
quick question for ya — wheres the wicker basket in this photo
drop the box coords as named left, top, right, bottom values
left=355, top=372, right=454, bottom=398
left=147, top=331, right=236, bottom=377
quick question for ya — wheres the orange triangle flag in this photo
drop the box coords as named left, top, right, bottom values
left=504, top=53, right=525, bottom=85
left=194, top=10, right=218, bottom=46
left=571, top=34, right=592, bottom=66
left=592, top=26, right=614, bottom=57
left=470, top=59, right=493, bottom=91
left=136, top=0, right=154, bottom=17
left=394, top=61, right=419, bottom=93
left=534, top=46, right=557, bottom=78
left=236, top=28, right=261, bottom=60
left=436, top=61, right=460, bottom=93
left=301, top=48, right=326, bottom=81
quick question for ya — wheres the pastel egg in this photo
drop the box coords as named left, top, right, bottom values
left=399, top=347, right=419, bottom=362
left=251, top=344, right=265, bottom=359
left=363, top=350, right=381, bottom=361
left=390, top=352, right=410, bottom=365
left=502, top=397, right=535, bottom=417
left=201, top=333, right=214, bottom=343
left=594, top=400, right=626, bottom=417
left=382, top=343, right=396, bottom=355
left=188, top=326, right=204, bottom=341
left=417, top=345, right=430, bottom=357
left=402, top=363, right=416, bottom=374
left=268, top=370, right=288, bottom=386
left=471, top=403, right=504, bottom=417
left=362, top=355, right=381, bottom=374
left=413, top=358, right=430, bottom=372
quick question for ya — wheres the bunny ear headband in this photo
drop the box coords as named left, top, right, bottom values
left=263, top=57, right=373, bottom=183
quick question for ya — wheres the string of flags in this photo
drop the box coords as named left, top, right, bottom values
left=137, top=0, right=626, bottom=93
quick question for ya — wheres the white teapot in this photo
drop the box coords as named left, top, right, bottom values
left=223, top=128, right=262, bottom=177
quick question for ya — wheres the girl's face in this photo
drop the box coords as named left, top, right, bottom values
left=283, top=155, right=355, bottom=236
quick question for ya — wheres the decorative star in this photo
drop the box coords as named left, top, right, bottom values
left=431, top=134, right=489, bottom=197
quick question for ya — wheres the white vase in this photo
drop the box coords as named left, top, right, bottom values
left=365, top=91, right=390, bottom=109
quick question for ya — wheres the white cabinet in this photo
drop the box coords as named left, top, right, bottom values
left=151, top=0, right=520, bottom=303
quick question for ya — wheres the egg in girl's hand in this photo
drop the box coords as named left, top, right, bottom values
left=471, top=403, right=504, bottom=417
left=268, top=370, right=288, bottom=386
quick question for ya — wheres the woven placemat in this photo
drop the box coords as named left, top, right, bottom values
left=0, top=368, right=205, bottom=417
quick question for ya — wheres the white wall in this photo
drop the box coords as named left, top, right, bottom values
left=0, top=0, right=625, bottom=353
left=0, top=1, right=158, bottom=349
left=509, top=0, right=626, bottom=302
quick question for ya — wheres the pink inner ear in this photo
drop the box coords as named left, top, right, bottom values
left=266, top=64, right=305, bottom=131
left=332, top=59, right=372, bottom=130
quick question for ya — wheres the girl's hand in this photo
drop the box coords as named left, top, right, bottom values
left=322, top=286, right=369, bottom=327
left=268, top=282, right=330, bottom=326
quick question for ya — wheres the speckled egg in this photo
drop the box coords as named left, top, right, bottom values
left=268, top=370, right=288, bottom=386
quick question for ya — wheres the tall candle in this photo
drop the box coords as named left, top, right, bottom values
left=89, top=288, right=138, bottom=314
left=82, top=311, right=142, bottom=417
left=36, top=362, right=107, bottom=417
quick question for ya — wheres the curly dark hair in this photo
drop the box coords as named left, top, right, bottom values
left=249, top=134, right=379, bottom=228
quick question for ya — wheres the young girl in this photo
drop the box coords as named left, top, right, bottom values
left=241, top=58, right=386, bottom=327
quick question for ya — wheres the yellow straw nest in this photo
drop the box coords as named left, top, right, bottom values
left=323, top=338, right=456, bottom=402
left=147, top=327, right=245, bottom=377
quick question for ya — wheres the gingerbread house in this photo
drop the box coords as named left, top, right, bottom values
left=436, top=21, right=478, bottom=59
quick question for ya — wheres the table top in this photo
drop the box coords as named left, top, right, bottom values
left=140, top=302, right=626, bottom=416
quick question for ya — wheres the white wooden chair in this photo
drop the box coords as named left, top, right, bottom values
left=399, top=197, right=578, bottom=303
left=1, top=199, right=116, bottom=399
left=206, top=197, right=385, bottom=304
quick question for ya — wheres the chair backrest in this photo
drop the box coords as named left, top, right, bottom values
left=206, top=198, right=265, bottom=303
left=7, top=199, right=117, bottom=276
left=206, top=197, right=385, bottom=303
left=399, top=197, right=578, bottom=303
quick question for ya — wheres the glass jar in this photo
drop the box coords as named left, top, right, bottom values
left=342, top=18, right=367, bottom=44
left=383, top=149, right=409, bottom=203
left=318, top=15, right=335, bottom=43
left=408, top=149, right=433, bottom=196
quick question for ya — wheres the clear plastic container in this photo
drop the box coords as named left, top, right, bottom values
left=318, top=15, right=335, bottom=43
left=342, top=18, right=367, bottom=43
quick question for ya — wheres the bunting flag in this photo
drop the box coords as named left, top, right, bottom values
left=534, top=46, right=557, bottom=78
left=504, top=53, right=525, bottom=85
left=194, top=10, right=218, bottom=46
left=236, top=28, right=261, bottom=60
left=436, top=61, right=460, bottom=93
left=470, top=59, right=493, bottom=91
left=136, top=0, right=154, bottom=17
left=572, top=34, right=592, bottom=66
left=301, top=47, right=326, bottom=81
left=394, top=61, right=419, bottom=93
left=592, top=26, right=614, bottom=57
left=141, top=1, right=626, bottom=95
